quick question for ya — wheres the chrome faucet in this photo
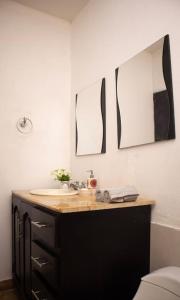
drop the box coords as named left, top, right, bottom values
left=70, top=181, right=87, bottom=190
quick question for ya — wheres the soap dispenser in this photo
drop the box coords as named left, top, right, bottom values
left=87, top=170, right=97, bottom=189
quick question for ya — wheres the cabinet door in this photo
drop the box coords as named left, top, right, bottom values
left=22, top=203, right=32, bottom=299
left=60, top=206, right=151, bottom=300
left=12, top=199, right=22, bottom=284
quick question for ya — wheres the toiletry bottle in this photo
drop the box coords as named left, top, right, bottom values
left=87, top=170, right=97, bottom=189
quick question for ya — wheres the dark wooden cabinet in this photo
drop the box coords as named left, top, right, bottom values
left=22, top=202, right=32, bottom=299
left=12, top=198, right=21, bottom=284
left=12, top=194, right=151, bottom=300
left=12, top=198, right=33, bottom=299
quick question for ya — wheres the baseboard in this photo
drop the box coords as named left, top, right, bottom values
left=0, top=279, right=14, bottom=291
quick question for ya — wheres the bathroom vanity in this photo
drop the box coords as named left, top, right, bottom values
left=12, top=191, right=155, bottom=300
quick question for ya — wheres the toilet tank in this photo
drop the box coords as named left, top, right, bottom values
left=133, top=267, right=180, bottom=300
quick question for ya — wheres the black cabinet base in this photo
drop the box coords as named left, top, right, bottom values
left=12, top=195, right=151, bottom=300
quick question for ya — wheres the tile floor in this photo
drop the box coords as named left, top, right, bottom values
left=0, top=289, right=19, bottom=300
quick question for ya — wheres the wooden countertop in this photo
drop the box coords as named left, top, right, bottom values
left=12, top=190, right=155, bottom=213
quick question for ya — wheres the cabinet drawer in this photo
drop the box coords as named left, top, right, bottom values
left=31, top=207, right=57, bottom=248
left=32, top=271, right=55, bottom=300
left=31, top=241, right=59, bottom=290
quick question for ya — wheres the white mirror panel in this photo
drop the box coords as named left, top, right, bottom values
left=117, top=50, right=155, bottom=148
left=76, top=79, right=106, bottom=156
left=116, top=35, right=175, bottom=149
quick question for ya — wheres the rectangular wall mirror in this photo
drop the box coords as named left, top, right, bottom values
left=75, top=78, right=106, bottom=156
left=116, top=34, right=175, bottom=149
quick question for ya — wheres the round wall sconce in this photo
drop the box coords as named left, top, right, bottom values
left=16, top=117, right=33, bottom=134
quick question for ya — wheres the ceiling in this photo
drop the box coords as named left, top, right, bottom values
left=12, top=0, right=89, bottom=22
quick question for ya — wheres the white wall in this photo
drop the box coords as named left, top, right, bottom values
left=0, top=0, right=71, bottom=280
left=71, top=0, right=180, bottom=228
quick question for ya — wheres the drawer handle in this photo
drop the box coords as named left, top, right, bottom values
left=31, top=256, right=48, bottom=268
left=31, top=221, right=47, bottom=228
left=32, top=290, right=41, bottom=300
left=32, top=289, right=47, bottom=300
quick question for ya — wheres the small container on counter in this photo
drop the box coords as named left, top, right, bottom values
left=87, top=170, right=97, bottom=189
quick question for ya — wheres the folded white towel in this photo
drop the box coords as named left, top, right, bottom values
left=96, top=186, right=139, bottom=203
left=104, top=191, right=124, bottom=202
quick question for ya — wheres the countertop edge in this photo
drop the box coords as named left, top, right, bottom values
left=12, top=190, right=156, bottom=214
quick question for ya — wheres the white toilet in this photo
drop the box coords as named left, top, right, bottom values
left=133, top=267, right=180, bottom=300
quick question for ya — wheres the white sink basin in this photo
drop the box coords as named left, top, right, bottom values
left=30, top=189, right=78, bottom=196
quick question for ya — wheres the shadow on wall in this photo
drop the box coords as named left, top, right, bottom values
left=151, top=223, right=180, bottom=271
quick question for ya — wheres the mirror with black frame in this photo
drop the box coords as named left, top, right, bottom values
left=116, top=34, right=175, bottom=149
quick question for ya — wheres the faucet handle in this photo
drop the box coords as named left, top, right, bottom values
left=81, top=181, right=87, bottom=188
left=69, top=183, right=78, bottom=190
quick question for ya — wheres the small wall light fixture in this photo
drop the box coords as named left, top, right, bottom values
left=16, top=117, right=33, bottom=134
